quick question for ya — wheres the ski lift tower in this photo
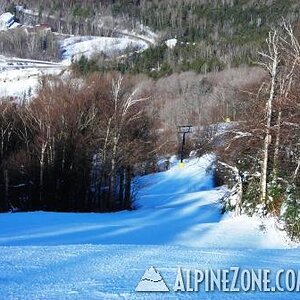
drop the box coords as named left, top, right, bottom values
left=177, top=125, right=192, bottom=168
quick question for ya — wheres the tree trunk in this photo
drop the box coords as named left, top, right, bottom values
left=109, top=136, right=118, bottom=210
left=235, top=171, right=243, bottom=217
left=259, top=31, right=279, bottom=206
left=272, top=110, right=282, bottom=177
left=260, top=42, right=278, bottom=204
left=39, top=145, right=46, bottom=206
left=260, top=133, right=271, bottom=205
left=124, top=167, right=132, bottom=210
left=292, top=159, right=300, bottom=183
left=119, top=167, right=124, bottom=208
left=4, top=167, right=9, bottom=211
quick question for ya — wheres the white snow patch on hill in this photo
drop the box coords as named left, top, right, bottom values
left=165, top=38, right=177, bottom=49
left=0, top=67, right=62, bottom=98
left=60, top=35, right=148, bottom=63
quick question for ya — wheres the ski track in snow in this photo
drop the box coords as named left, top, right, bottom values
left=0, top=155, right=299, bottom=299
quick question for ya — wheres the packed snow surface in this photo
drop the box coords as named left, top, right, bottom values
left=0, top=156, right=288, bottom=248
left=0, top=156, right=298, bottom=299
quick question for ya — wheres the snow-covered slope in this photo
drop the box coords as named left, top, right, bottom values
left=0, top=56, right=65, bottom=98
left=60, top=35, right=148, bottom=63
left=0, top=156, right=289, bottom=248
left=0, top=66, right=63, bottom=98
left=0, top=155, right=298, bottom=299
left=0, top=34, right=150, bottom=98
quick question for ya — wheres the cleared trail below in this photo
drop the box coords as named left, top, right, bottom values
left=0, top=155, right=296, bottom=300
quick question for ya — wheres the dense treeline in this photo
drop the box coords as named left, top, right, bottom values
left=69, top=0, right=300, bottom=76
left=0, top=66, right=261, bottom=212
left=0, top=27, right=59, bottom=61
left=0, top=73, right=157, bottom=212
left=209, top=24, right=300, bottom=240
left=73, top=44, right=226, bottom=79
left=3, top=0, right=300, bottom=75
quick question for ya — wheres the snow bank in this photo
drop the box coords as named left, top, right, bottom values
left=194, top=214, right=292, bottom=249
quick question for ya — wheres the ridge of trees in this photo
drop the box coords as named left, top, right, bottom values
left=3, top=1, right=300, bottom=76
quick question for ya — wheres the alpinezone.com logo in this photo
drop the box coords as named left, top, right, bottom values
left=136, top=266, right=300, bottom=293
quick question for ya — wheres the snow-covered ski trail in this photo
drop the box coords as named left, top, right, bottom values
left=0, top=155, right=297, bottom=299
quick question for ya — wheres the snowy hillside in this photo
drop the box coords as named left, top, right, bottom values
left=0, top=9, right=154, bottom=99
left=0, top=33, right=151, bottom=98
left=0, top=59, right=63, bottom=98
left=60, top=35, right=149, bottom=63
left=0, top=155, right=297, bottom=299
